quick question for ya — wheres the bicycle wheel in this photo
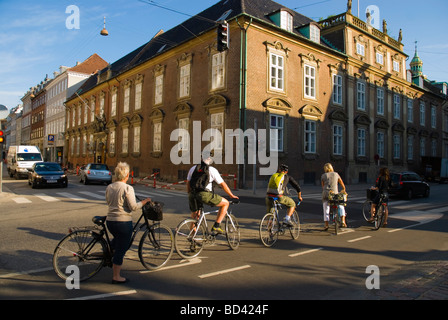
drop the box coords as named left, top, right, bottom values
left=53, top=230, right=107, bottom=282
left=373, top=205, right=385, bottom=230
left=139, top=223, right=174, bottom=270
left=289, top=210, right=300, bottom=239
left=362, top=200, right=372, bottom=221
left=225, top=213, right=240, bottom=250
left=332, top=208, right=339, bottom=235
left=174, top=219, right=206, bottom=259
left=259, top=213, right=279, bottom=247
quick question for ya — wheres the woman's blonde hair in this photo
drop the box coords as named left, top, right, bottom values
left=115, top=162, right=130, bottom=181
left=324, top=163, right=334, bottom=173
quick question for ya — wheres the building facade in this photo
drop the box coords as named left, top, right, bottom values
left=65, top=0, right=447, bottom=186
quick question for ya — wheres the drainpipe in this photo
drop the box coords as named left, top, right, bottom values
left=236, top=16, right=252, bottom=189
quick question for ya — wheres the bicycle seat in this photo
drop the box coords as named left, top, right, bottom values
left=92, top=216, right=107, bottom=226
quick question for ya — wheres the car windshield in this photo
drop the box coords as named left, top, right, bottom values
left=35, top=163, right=62, bottom=171
left=90, top=164, right=108, bottom=170
left=17, top=153, right=43, bottom=161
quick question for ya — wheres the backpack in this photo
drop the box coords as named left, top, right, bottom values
left=189, top=161, right=211, bottom=193
left=267, top=172, right=286, bottom=195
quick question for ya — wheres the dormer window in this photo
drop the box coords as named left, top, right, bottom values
left=310, top=24, right=320, bottom=43
left=281, top=10, right=293, bottom=32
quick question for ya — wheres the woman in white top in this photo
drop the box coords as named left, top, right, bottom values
left=321, top=163, right=347, bottom=230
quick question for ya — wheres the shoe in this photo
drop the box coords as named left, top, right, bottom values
left=112, top=278, right=129, bottom=284
left=211, top=226, right=224, bottom=235
left=323, top=226, right=329, bottom=231
left=342, top=223, right=347, bottom=228
left=282, top=219, right=294, bottom=227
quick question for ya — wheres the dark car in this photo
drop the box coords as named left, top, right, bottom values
left=28, top=162, right=68, bottom=188
left=389, top=171, right=430, bottom=199
left=80, top=163, right=112, bottom=185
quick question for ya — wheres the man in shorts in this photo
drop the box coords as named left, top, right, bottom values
left=266, top=164, right=302, bottom=226
left=187, top=154, right=239, bottom=234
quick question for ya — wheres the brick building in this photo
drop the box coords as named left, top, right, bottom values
left=65, top=0, right=447, bottom=187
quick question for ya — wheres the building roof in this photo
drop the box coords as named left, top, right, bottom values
left=68, top=53, right=108, bottom=75
left=68, top=0, right=325, bottom=101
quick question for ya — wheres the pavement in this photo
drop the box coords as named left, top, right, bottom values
left=1, top=171, right=447, bottom=300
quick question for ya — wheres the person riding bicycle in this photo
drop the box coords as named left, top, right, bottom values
left=368, top=167, right=390, bottom=226
left=321, top=163, right=347, bottom=230
left=266, top=164, right=302, bottom=226
left=187, top=152, right=239, bottom=234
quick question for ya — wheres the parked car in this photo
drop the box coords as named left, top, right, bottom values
left=28, top=162, right=68, bottom=189
left=80, top=163, right=112, bottom=185
left=389, top=171, right=430, bottom=199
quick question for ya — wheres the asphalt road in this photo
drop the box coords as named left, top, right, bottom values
left=1, top=167, right=447, bottom=306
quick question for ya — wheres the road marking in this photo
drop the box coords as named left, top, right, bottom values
left=78, top=191, right=105, bottom=200
left=140, top=257, right=203, bottom=273
left=347, top=236, right=372, bottom=243
left=12, top=197, right=32, bottom=204
left=198, top=265, right=251, bottom=279
left=56, top=192, right=88, bottom=201
left=35, top=193, right=59, bottom=202
left=66, top=290, right=137, bottom=300
left=0, top=267, right=54, bottom=279
left=289, top=247, right=323, bottom=257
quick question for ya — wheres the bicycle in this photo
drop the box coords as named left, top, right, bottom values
left=174, top=198, right=240, bottom=259
left=367, top=193, right=388, bottom=230
left=259, top=196, right=301, bottom=247
left=53, top=197, right=174, bottom=282
left=362, top=188, right=377, bottom=222
left=328, top=192, right=347, bottom=235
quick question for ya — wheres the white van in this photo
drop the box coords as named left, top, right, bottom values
left=7, top=146, right=43, bottom=179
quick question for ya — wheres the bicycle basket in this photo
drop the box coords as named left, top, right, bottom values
left=143, top=201, right=164, bottom=221
left=328, top=192, right=347, bottom=206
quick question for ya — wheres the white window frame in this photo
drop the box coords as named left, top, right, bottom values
left=153, top=122, right=162, bottom=152
left=212, top=52, right=226, bottom=90
left=135, top=82, right=142, bottom=111
left=133, top=126, right=140, bottom=154
left=333, top=124, right=343, bottom=155
left=407, top=99, right=413, bottom=123
left=393, top=134, right=401, bottom=159
left=280, top=10, right=293, bottom=32
left=270, top=114, right=284, bottom=152
left=155, top=74, right=164, bottom=105
left=377, top=131, right=385, bottom=158
left=376, top=52, right=383, bottom=65
left=178, top=118, right=190, bottom=152
left=304, top=120, right=317, bottom=154
left=210, top=112, right=224, bottom=151
left=332, top=74, right=342, bottom=105
left=377, top=88, right=384, bottom=115
left=304, top=65, right=316, bottom=99
left=407, top=136, right=414, bottom=161
left=123, top=86, right=130, bottom=113
left=431, top=106, right=436, bottom=128
left=356, top=43, right=365, bottom=56
left=269, top=52, right=284, bottom=92
left=357, top=81, right=366, bottom=111
left=394, top=94, right=401, bottom=119
left=420, top=102, right=425, bottom=126
left=357, top=128, right=366, bottom=157
left=121, top=127, right=129, bottom=154
left=179, top=64, right=191, bottom=99
left=310, top=25, right=320, bottom=43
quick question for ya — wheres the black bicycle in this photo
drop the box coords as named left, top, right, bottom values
left=53, top=197, right=173, bottom=282
left=328, top=192, right=347, bottom=235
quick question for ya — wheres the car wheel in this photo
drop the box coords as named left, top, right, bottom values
left=423, top=187, right=430, bottom=198
left=84, top=177, right=89, bottom=185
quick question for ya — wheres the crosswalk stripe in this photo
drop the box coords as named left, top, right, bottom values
left=56, top=192, right=88, bottom=201
left=12, top=197, right=32, bottom=204
left=78, top=191, right=105, bottom=200
left=34, top=193, right=59, bottom=202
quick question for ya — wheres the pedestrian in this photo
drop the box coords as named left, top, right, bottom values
left=321, top=163, right=347, bottom=230
left=105, top=162, right=151, bottom=284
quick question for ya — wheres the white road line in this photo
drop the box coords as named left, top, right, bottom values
left=140, top=257, right=203, bottom=273
left=12, top=197, right=32, bottom=204
left=56, top=192, right=88, bottom=201
left=66, top=290, right=137, bottom=300
left=35, top=193, right=59, bottom=202
left=0, top=267, right=54, bottom=279
left=289, top=247, right=324, bottom=257
left=347, top=236, right=372, bottom=243
left=198, top=265, right=251, bottom=279
left=78, top=191, right=105, bottom=200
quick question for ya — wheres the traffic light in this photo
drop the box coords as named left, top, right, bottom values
left=0, top=130, right=4, bottom=143
left=217, top=20, right=229, bottom=51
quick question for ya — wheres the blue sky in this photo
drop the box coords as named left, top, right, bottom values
left=1, top=0, right=447, bottom=110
